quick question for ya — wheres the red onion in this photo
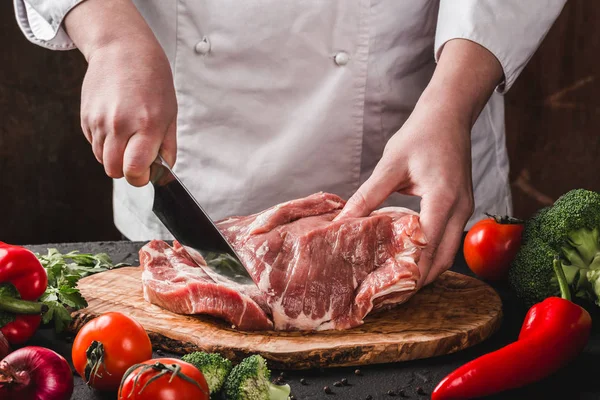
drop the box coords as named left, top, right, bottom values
left=0, top=346, right=73, bottom=400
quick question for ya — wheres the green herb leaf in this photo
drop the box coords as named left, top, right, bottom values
left=39, top=291, right=58, bottom=302
left=41, top=302, right=55, bottom=325
left=41, top=300, right=72, bottom=333
left=58, top=290, right=87, bottom=309
left=34, top=248, right=129, bottom=333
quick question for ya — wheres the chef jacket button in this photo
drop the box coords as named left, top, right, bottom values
left=195, top=37, right=211, bottom=55
left=334, top=51, right=350, bottom=66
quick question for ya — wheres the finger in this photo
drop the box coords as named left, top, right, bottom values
left=335, top=159, right=406, bottom=220
left=91, top=131, right=106, bottom=164
left=422, top=213, right=468, bottom=287
left=414, top=192, right=454, bottom=289
left=123, top=130, right=163, bottom=187
left=102, top=133, right=127, bottom=179
left=81, top=121, right=93, bottom=144
left=160, top=120, right=177, bottom=168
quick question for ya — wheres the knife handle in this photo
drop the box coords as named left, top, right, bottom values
left=150, top=155, right=171, bottom=185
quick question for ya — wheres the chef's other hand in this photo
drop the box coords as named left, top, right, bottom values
left=64, top=0, right=177, bottom=187
left=336, top=39, right=503, bottom=288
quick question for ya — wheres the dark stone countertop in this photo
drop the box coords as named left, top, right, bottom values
left=21, top=240, right=600, bottom=400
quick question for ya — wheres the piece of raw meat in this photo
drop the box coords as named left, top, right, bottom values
left=140, top=192, right=427, bottom=331
left=140, top=240, right=273, bottom=330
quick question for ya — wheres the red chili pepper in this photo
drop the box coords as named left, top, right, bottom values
left=0, top=242, right=48, bottom=344
left=432, top=256, right=592, bottom=400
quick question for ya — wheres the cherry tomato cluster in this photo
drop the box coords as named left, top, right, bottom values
left=72, top=312, right=209, bottom=399
left=463, top=214, right=524, bottom=281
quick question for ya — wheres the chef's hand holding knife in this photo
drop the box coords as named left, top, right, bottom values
left=336, top=39, right=503, bottom=289
left=64, top=0, right=178, bottom=187
left=66, top=0, right=504, bottom=289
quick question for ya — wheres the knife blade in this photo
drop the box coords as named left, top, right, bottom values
left=149, top=155, right=255, bottom=284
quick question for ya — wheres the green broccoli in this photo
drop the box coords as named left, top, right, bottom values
left=521, top=206, right=550, bottom=245
left=508, top=237, right=561, bottom=307
left=223, top=355, right=291, bottom=400
left=539, top=189, right=600, bottom=269
left=181, top=352, right=232, bottom=395
left=508, top=188, right=600, bottom=307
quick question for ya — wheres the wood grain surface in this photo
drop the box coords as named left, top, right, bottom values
left=69, top=267, right=502, bottom=370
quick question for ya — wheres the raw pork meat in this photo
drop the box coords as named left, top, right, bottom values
left=140, top=192, right=427, bottom=331
left=139, top=240, right=273, bottom=330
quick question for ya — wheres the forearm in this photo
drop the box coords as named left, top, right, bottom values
left=63, top=0, right=157, bottom=60
left=419, top=39, right=504, bottom=128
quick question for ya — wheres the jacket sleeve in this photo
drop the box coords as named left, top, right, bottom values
left=13, top=0, right=86, bottom=50
left=435, top=0, right=567, bottom=93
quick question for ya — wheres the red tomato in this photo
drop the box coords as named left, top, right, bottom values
left=72, top=312, right=153, bottom=391
left=118, top=358, right=209, bottom=400
left=463, top=215, right=524, bottom=281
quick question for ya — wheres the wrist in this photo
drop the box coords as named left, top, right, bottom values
left=416, top=84, right=473, bottom=131
left=64, top=0, right=158, bottom=60
left=419, top=39, right=503, bottom=128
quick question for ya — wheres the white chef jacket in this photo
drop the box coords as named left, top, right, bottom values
left=14, top=0, right=566, bottom=241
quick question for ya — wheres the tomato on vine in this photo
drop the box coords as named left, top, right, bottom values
left=463, top=213, right=524, bottom=281
left=118, top=358, right=209, bottom=400
left=72, top=312, right=153, bottom=391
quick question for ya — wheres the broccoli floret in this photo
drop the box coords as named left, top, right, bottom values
left=521, top=206, right=550, bottom=245
left=508, top=237, right=562, bottom=307
left=224, top=355, right=291, bottom=400
left=539, top=189, right=600, bottom=267
left=181, top=352, right=232, bottom=395
left=509, top=189, right=600, bottom=306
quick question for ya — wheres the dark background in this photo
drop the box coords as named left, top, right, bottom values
left=1, top=1, right=599, bottom=245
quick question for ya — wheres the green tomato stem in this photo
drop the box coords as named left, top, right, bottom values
left=484, top=212, right=524, bottom=225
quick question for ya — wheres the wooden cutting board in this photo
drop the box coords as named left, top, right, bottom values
left=69, top=267, right=502, bottom=370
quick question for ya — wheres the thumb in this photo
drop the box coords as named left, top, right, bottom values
left=335, top=163, right=402, bottom=220
left=123, top=129, right=163, bottom=187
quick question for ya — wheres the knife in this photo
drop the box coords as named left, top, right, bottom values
left=149, top=155, right=254, bottom=285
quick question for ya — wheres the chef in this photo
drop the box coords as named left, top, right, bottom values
left=15, top=0, right=566, bottom=288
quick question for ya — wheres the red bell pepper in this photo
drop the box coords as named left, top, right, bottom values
left=432, top=256, right=592, bottom=400
left=0, top=242, right=48, bottom=344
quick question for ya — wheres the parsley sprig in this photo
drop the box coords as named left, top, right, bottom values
left=35, top=249, right=129, bottom=332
